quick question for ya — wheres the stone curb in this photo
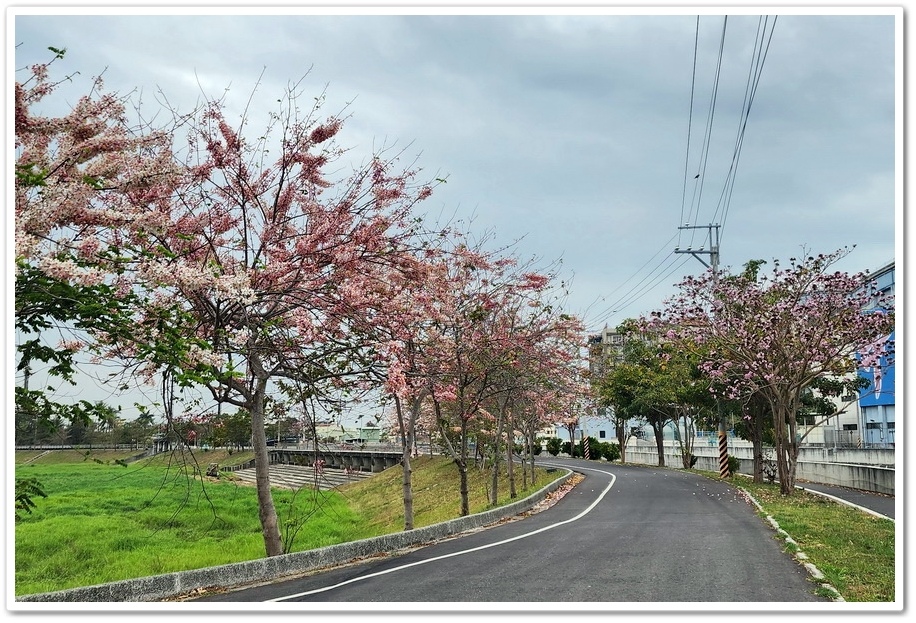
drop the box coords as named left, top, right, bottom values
left=736, top=485, right=845, bottom=602
left=15, top=468, right=574, bottom=604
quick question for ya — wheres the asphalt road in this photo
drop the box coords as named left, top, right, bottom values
left=192, top=457, right=832, bottom=604
left=795, top=481, right=895, bottom=519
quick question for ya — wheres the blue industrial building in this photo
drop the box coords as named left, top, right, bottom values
left=856, top=260, right=896, bottom=448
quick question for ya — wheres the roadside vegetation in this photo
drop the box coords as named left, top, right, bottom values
left=13, top=450, right=561, bottom=597
left=732, top=478, right=895, bottom=602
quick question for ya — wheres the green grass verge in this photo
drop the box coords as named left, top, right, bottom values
left=725, top=478, right=895, bottom=602
left=14, top=449, right=556, bottom=597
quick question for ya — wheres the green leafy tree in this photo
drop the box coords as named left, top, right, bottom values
left=15, top=478, right=47, bottom=522
left=15, top=261, right=140, bottom=435
left=597, top=320, right=714, bottom=468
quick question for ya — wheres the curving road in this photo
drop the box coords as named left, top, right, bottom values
left=192, top=457, right=831, bottom=604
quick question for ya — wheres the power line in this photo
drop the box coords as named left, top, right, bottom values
left=585, top=240, right=688, bottom=329
left=681, top=16, right=729, bottom=251
left=713, top=15, right=778, bottom=234
left=679, top=16, right=700, bottom=234
left=587, top=16, right=775, bottom=333
left=601, top=254, right=691, bottom=320
left=587, top=17, right=729, bottom=332
left=679, top=15, right=776, bottom=265
left=584, top=237, right=673, bottom=321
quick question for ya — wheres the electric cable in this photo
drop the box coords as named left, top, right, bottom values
left=586, top=245, right=686, bottom=330
left=714, top=15, right=778, bottom=234
left=588, top=16, right=775, bottom=333
left=678, top=15, right=701, bottom=250
left=684, top=16, right=729, bottom=250
left=596, top=254, right=692, bottom=326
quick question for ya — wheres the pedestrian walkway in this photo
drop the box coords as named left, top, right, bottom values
left=21, top=450, right=53, bottom=464
left=795, top=481, right=895, bottom=520
left=231, top=464, right=374, bottom=491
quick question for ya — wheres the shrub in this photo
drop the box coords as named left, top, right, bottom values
left=602, top=441, right=621, bottom=462
left=545, top=437, right=563, bottom=456
left=584, top=438, right=603, bottom=460
left=727, top=454, right=741, bottom=476
left=513, top=441, right=543, bottom=456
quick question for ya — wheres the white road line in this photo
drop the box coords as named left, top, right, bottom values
left=268, top=464, right=616, bottom=602
left=796, top=486, right=894, bottom=521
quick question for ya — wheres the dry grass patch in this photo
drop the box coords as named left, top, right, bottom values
left=338, top=456, right=559, bottom=535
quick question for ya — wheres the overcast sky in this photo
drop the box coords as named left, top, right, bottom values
left=9, top=4, right=901, bottom=420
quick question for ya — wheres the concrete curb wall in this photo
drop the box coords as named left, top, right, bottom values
left=16, top=469, right=573, bottom=603
left=623, top=448, right=894, bottom=495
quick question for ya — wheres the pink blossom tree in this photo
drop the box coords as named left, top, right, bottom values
left=474, top=265, right=582, bottom=503
left=358, top=239, right=457, bottom=530
left=78, top=76, right=440, bottom=555
left=15, top=49, right=183, bottom=430
left=653, top=248, right=894, bottom=494
left=496, top=305, right=586, bottom=495
left=154, top=86, right=440, bottom=555
left=419, top=241, right=512, bottom=516
left=15, top=49, right=179, bottom=264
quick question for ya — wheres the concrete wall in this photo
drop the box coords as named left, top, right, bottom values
left=623, top=445, right=895, bottom=495
left=15, top=468, right=574, bottom=603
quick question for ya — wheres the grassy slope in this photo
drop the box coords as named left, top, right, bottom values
left=13, top=449, right=556, bottom=596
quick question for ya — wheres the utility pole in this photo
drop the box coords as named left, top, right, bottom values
left=675, top=223, right=720, bottom=273
left=676, top=224, right=729, bottom=478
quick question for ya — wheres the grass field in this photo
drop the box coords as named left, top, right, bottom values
left=13, top=448, right=558, bottom=597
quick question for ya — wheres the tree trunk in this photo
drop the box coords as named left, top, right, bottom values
left=771, top=404, right=793, bottom=495
left=677, top=413, right=695, bottom=468
left=506, top=421, right=516, bottom=499
left=784, top=436, right=800, bottom=494
left=565, top=423, right=578, bottom=457
left=752, top=433, right=764, bottom=483
left=248, top=371, right=283, bottom=556
left=490, top=405, right=504, bottom=507
left=434, top=402, right=470, bottom=516
left=750, top=416, right=765, bottom=484
left=528, top=420, right=537, bottom=485
left=771, top=394, right=801, bottom=495
left=616, top=417, right=628, bottom=463
left=742, top=394, right=769, bottom=483
left=459, top=417, right=470, bottom=515
left=652, top=421, right=665, bottom=467
left=457, top=456, right=469, bottom=516
left=394, top=396, right=414, bottom=531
